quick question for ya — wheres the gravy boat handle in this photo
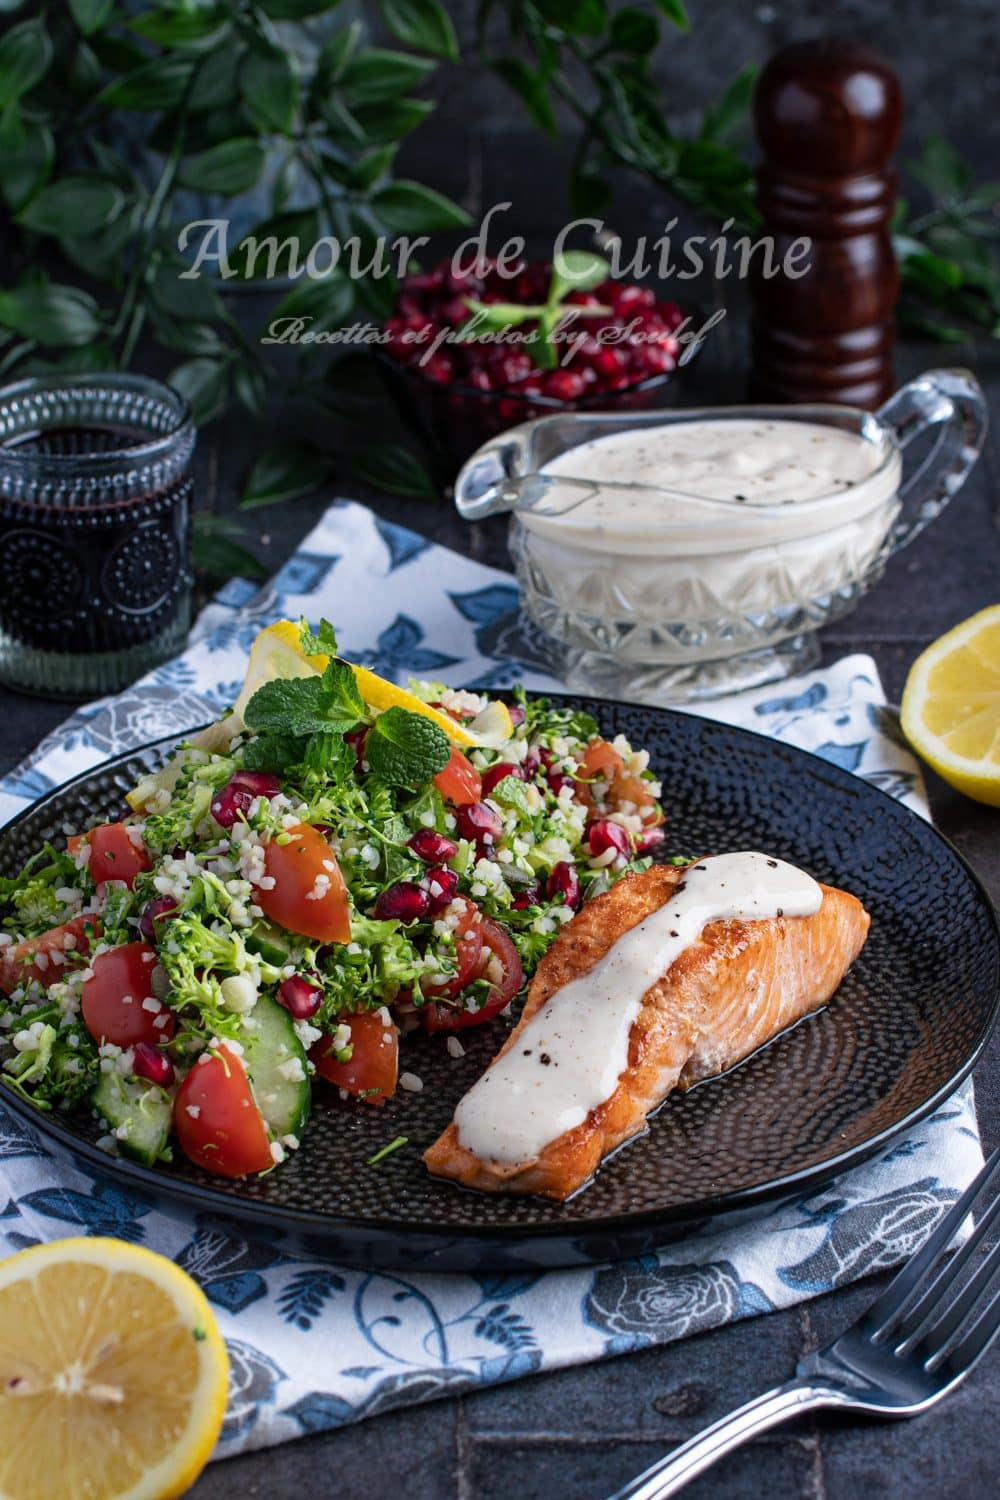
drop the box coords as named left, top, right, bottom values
left=454, top=426, right=600, bottom=521
left=876, top=367, right=988, bottom=556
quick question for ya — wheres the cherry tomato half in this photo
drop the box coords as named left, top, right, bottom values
left=0, top=915, right=97, bottom=997
left=421, top=897, right=483, bottom=999
left=81, top=941, right=175, bottom=1049
left=311, top=1011, right=399, bottom=1106
left=258, top=823, right=351, bottom=944
left=69, top=822, right=151, bottom=895
left=421, top=915, right=524, bottom=1032
left=433, top=747, right=482, bottom=808
left=174, top=1045, right=273, bottom=1178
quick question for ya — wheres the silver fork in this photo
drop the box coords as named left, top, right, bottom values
left=609, top=1147, right=1000, bottom=1500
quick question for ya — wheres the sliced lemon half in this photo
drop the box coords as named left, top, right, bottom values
left=0, top=1236, right=229, bottom=1500
left=900, top=604, right=1000, bottom=808
left=258, top=621, right=513, bottom=748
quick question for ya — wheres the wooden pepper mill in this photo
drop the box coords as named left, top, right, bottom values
left=749, top=38, right=903, bottom=409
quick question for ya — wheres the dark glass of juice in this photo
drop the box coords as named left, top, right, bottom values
left=0, top=373, right=195, bottom=697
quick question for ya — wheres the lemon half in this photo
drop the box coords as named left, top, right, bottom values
left=900, top=604, right=1000, bottom=807
left=0, top=1236, right=228, bottom=1500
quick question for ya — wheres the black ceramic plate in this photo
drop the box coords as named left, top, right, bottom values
left=1, top=700, right=997, bottom=1271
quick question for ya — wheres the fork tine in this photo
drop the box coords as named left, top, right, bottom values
left=934, top=1277, right=1000, bottom=1378
left=915, top=1233, right=1000, bottom=1362
left=892, top=1187, right=1000, bottom=1348
left=866, top=1147, right=1000, bottom=1339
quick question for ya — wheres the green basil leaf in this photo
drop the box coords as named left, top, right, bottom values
left=189, top=45, right=243, bottom=112
left=351, top=95, right=433, bottom=143
left=492, top=58, right=556, bottom=135
left=242, top=442, right=334, bottom=509
left=351, top=444, right=437, bottom=500
left=167, top=356, right=230, bottom=425
left=98, top=54, right=194, bottom=110
left=17, top=175, right=125, bottom=237
left=129, top=6, right=230, bottom=48
left=68, top=0, right=113, bottom=32
left=272, top=272, right=355, bottom=332
left=339, top=48, right=436, bottom=107
left=0, top=110, right=54, bottom=213
left=193, top=522, right=267, bottom=583
left=910, top=135, right=971, bottom=199
left=0, top=280, right=101, bottom=346
left=460, top=299, right=541, bottom=332
left=378, top=0, right=458, bottom=60
left=548, top=249, right=610, bottom=304
left=242, top=43, right=298, bottom=134
left=259, top=0, right=336, bottom=16
left=149, top=262, right=228, bottom=323
left=365, top=707, right=450, bottom=786
left=609, top=7, right=658, bottom=53
left=700, top=64, right=757, bottom=144
left=180, top=138, right=266, bottom=196
left=0, top=18, right=53, bottom=108
left=371, top=179, right=471, bottom=232
left=651, top=0, right=689, bottom=29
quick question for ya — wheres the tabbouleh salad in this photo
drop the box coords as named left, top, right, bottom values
left=0, top=620, right=665, bottom=1179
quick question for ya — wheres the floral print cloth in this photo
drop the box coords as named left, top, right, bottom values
left=0, top=500, right=981, bottom=1458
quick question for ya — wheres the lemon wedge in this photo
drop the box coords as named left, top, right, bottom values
left=0, top=1236, right=228, bottom=1500
left=258, top=621, right=511, bottom=749
left=900, top=604, right=1000, bottom=807
left=129, top=620, right=515, bottom=810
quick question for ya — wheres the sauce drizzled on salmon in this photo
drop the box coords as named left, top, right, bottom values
left=453, top=852, right=822, bottom=1165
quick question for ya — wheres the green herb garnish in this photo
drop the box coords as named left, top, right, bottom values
left=364, top=707, right=451, bottom=786
left=367, top=1135, right=409, bottom=1166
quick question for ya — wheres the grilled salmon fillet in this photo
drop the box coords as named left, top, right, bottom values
left=424, top=862, right=869, bottom=1200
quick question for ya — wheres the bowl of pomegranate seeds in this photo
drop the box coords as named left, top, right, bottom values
left=380, top=256, right=692, bottom=471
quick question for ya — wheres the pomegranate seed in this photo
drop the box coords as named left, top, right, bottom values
left=521, top=749, right=541, bottom=778
left=139, top=894, right=179, bottom=942
left=421, top=353, right=454, bottom=384
left=547, top=861, right=581, bottom=911
left=210, top=780, right=255, bottom=828
left=425, top=866, right=459, bottom=912
left=277, top=974, right=322, bottom=1020
left=233, top=771, right=281, bottom=799
left=512, top=882, right=541, bottom=910
left=132, top=1042, right=174, bottom=1088
left=375, top=881, right=431, bottom=922
left=312, top=822, right=334, bottom=837
left=345, top=726, right=368, bottom=769
left=211, top=772, right=280, bottom=828
left=408, top=828, right=458, bottom=863
left=636, top=826, right=667, bottom=854
left=587, top=820, right=633, bottom=859
left=547, top=769, right=573, bottom=795
left=480, top=761, right=525, bottom=797
left=507, top=705, right=526, bottom=727
left=613, top=284, right=655, bottom=314
left=455, top=802, right=503, bottom=846
left=542, top=369, right=586, bottom=402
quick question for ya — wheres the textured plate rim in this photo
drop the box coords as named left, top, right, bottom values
left=1, top=704, right=998, bottom=1249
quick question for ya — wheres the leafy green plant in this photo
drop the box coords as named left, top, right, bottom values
left=460, top=248, right=611, bottom=367
left=479, top=0, right=758, bottom=225
left=893, top=137, right=1000, bottom=341
left=0, top=0, right=468, bottom=562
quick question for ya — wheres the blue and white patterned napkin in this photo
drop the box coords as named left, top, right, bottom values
left=0, top=500, right=981, bottom=1459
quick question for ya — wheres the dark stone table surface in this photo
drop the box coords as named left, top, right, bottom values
left=1, top=335, right=998, bottom=1499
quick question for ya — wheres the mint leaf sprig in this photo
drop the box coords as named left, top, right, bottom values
left=365, top=706, right=451, bottom=786
left=458, top=250, right=612, bottom=370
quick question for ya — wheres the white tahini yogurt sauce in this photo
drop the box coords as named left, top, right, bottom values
left=453, top=852, right=823, bottom=1166
left=513, top=418, right=903, bottom=648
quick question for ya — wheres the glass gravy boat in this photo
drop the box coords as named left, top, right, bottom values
left=453, top=368, right=987, bottom=702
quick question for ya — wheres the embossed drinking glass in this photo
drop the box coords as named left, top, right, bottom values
left=0, top=373, right=195, bottom=698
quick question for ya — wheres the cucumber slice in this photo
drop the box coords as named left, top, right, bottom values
left=246, top=921, right=295, bottom=967
left=93, top=1071, right=173, bottom=1166
left=241, top=993, right=310, bottom=1140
